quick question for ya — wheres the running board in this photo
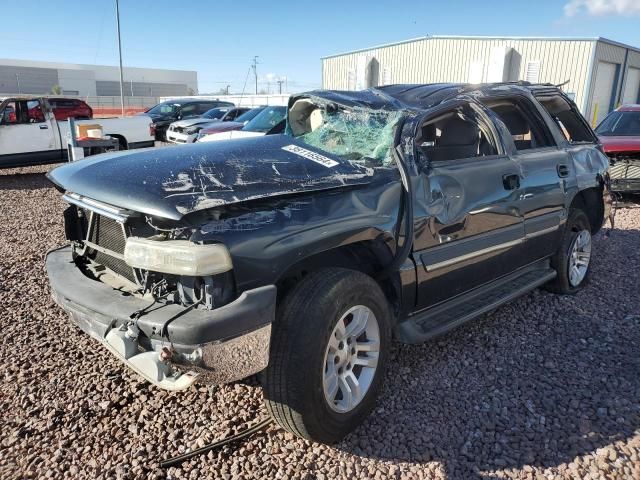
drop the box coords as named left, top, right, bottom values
left=396, top=262, right=557, bottom=344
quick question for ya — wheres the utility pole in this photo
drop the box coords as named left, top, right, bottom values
left=251, top=56, right=259, bottom=95
left=226, top=84, right=231, bottom=95
left=15, top=74, right=21, bottom=94
left=115, top=0, right=125, bottom=116
left=276, top=79, right=284, bottom=94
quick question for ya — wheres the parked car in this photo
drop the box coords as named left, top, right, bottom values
left=45, top=83, right=610, bottom=444
left=194, top=107, right=266, bottom=141
left=166, top=106, right=252, bottom=144
left=595, top=105, right=640, bottom=193
left=48, top=98, right=93, bottom=120
left=0, top=96, right=154, bottom=168
left=144, top=98, right=234, bottom=141
left=197, top=105, right=286, bottom=142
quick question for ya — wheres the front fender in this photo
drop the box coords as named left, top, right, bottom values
left=191, top=181, right=403, bottom=292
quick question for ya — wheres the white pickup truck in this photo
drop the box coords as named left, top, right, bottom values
left=0, top=96, right=155, bottom=168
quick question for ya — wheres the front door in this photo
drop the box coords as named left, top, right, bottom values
left=0, top=98, right=61, bottom=166
left=412, top=100, right=525, bottom=310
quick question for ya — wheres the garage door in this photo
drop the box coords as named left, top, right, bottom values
left=622, top=67, right=640, bottom=105
left=589, top=61, right=619, bottom=127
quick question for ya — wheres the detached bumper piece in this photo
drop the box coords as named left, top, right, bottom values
left=104, top=325, right=198, bottom=391
left=46, top=246, right=276, bottom=390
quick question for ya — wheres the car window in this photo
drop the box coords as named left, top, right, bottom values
left=26, top=100, right=45, bottom=123
left=482, top=97, right=555, bottom=151
left=595, top=111, right=640, bottom=136
left=197, top=103, right=215, bottom=114
left=1, top=100, right=45, bottom=124
left=203, top=107, right=229, bottom=119
left=1, top=101, right=18, bottom=124
left=235, top=107, right=263, bottom=123
left=147, top=102, right=179, bottom=115
left=180, top=104, right=198, bottom=117
left=224, top=109, right=240, bottom=121
left=536, top=95, right=595, bottom=143
left=417, top=103, right=499, bottom=163
left=288, top=99, right=400, bottom=167
left=242, top=106, right=286, bottom=133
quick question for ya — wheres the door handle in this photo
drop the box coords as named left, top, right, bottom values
left=557, top=164, right=569, bottom=178
left=502, top=173, right=520, bottom=190
left=39, top=124, right=48, bottom=129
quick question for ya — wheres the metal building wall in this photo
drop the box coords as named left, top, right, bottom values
left=583, top=40, right=640, bottom=126
left=322, top=37, right=595, bottom=113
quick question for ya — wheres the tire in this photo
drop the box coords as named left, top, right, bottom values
left=263, top=268, right=392, bottom=443
left=546, top=208, right=592, bottom=294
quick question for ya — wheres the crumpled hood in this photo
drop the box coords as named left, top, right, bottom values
left=47, top=135, right=377, bottom=221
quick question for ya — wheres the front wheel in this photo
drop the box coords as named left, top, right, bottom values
left=263, top=268, right=392, bottom=443
left=546, top=208, right=592, bottom=294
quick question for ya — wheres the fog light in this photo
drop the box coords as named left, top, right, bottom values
left=124, top=237, right=232, bottom=276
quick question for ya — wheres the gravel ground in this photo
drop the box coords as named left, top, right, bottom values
left=1, top=164, right=639, bottom=480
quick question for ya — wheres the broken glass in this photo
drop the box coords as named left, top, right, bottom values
left=295, top=106, right=402, bottom=167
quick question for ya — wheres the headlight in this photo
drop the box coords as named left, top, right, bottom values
left=124, top=238, right=232, bottom=276
left=185, top=127, right=201, bottom=135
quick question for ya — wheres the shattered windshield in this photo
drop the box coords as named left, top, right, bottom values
left=289, top=100, right=401, bottom=167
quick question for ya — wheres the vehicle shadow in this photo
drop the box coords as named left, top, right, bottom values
left=336, top=228, right=640, bottom=479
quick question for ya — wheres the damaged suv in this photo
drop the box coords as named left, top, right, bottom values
left=46, top=83, right=611, bottom=444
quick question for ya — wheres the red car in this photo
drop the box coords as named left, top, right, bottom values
left=595, top=105, right=640, bottom=193
left=47, top=98, right=93, bottom=120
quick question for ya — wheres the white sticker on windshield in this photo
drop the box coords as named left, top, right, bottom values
left=282, top=144, right=339, bottom=168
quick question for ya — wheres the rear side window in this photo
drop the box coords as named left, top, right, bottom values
left=180, top=104, right=198, bottom=116
left=537, top=95, right=595, bottom=143
left=482, top=97, right=555, bottom=151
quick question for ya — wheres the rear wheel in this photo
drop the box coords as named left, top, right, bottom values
left=263, top=268, right=392, bottom=443
left=546, top=209, right=592, bottom=294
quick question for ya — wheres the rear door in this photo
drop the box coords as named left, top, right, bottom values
left=0, top=98, right=61, bottom=166
left=481, top=94, right=569, bottom=263
left=412, top=100, right=525, bottom=310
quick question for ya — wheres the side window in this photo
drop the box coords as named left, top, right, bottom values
left=198, top=103, right=214, bottom=114
left=536, top=95, right=595, bottom=143
left=1, top=100, right=44, bottom=124
left=1, top=101, right=18, bottom=125
left=180, top=104, right=198, bottom=117
left=482, top=98, right=555, bottom=151
left=26, top=100, right=45, bottom=123
left=417, top=103, right=499, bottom=163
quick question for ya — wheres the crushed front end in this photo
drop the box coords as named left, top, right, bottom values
left=46, top=193, right=275, bottom=390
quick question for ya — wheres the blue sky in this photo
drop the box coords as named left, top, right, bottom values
left=1, top=0, right=640, bottom=93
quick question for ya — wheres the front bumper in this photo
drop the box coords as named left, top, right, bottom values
left=166, top=129, right=197, bottom=144
left=610, top=177, right=640, bottom=193
left=46, top=246, right=276, bottom=390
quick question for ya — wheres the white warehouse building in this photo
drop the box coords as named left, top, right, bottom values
left=322, top=36, right=640, bottom=126
left=0, top=58, right=198, bottom=98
